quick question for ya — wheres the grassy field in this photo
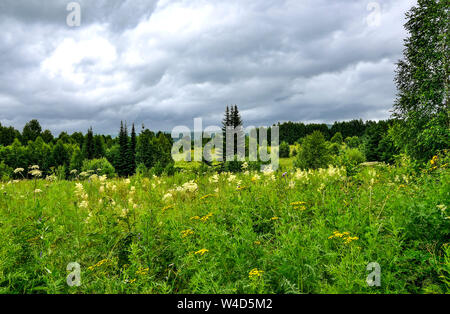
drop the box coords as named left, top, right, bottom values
left=0, top=158, right=449, bottom=294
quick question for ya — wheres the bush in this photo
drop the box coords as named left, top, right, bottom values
left=334, top=148, right=366, bottom=176
left=82, top=158, right=116, bottom=177
left=136, top=163, right=150, bottom=177
left=279, top=142, right=290, bottom=158
left=223, top=158, right=244, bottom=173
left=345, top=136, right=361, bottom=148
left=0, top=162, right=12, bottom=181
left=329, top=142, right=341, bottom=156
left=294, top=131, right=331, bottom=170
left=164, top=162, right=176, bottom=176
left=151, top=161, right=165, bottom=176
left=331, top=132, right=343, bottom=144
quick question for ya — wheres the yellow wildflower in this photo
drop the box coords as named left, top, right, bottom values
left=181, top=229, right=195, bottom=238
left=249, top=268, right=264, bottom=279
left=195, top=249, right=209, bottom=256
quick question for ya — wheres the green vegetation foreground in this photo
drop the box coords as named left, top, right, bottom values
left=0, top=153, right=449, bottom=294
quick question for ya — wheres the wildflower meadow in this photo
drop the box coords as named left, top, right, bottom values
left=0, top=152, right=448, bottom=294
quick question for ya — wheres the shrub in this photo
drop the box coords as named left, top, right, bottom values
left=0, top=162, right=12, bottom=181
left=279, top=142, right=290, bottom=158
left=294, top=131, right=331, bottom=170
left=82, top=158, right=116, bottom=177
left=331, top=132, right=343, bottom=144
left=334, top=148, right=366, bottom=176
left=329, top=142, right=341, bottom=156
left=345, top=136, right=360, bottom=148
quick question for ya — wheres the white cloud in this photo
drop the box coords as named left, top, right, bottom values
left=0, top=0, right=417, bottom=135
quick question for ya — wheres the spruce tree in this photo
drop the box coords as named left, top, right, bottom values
left=231, top=105, right=244, bottom=156
left=219, top=106, right=231, bottom=161
left=129, top=123, right=137, bottom=174
left=83, top=127, right=95, bottom=160
left=118, top=121, right=130, bottom=177
left=93, top=135, right=106, bottom=159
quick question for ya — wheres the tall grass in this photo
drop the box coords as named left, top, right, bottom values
left=0, top=158, right=448, bottom=294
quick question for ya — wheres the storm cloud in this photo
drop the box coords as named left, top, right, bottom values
left=0, top=0, right=416, bottom=135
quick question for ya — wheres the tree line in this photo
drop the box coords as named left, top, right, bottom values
left=0, top=120, right=173, bottom=179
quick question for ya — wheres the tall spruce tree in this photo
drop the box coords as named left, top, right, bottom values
left=129, top=124, right=137, bottom=174
left=219, top=106, right=231, bottom=161
left=118, top=121, right=130, bottom=177
left=83, top=127, right=95, bottom=160
left=231, top=105, right=244, bottom=156
left=393, top=0, right=449, bottom=161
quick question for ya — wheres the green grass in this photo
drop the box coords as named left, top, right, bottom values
left=0, top=161, right=449, bottom=294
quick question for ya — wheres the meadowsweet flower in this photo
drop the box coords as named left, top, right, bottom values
left=29, top=169, right=42, bottom=177
left=14, top=168, right=24, bottom=174
left=227, top=175, right=236, bottom=182
left=46, top=175, right=57, bottom=182
left=209, top=174, right=219, bottom=183
left=34, top=189, right=42, bottom=194
left=163, top=192, right=173, bottom=202
left=317, top=183, right=325, bottom=192
left=79, top=200, right=89, bottom=209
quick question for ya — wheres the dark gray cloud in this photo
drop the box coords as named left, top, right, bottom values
left=0, top=0, right=416, bottom=135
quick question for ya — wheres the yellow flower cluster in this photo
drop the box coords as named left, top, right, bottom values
left=290, top=201, right=307, bottom=211
left=200, top=194, right=216, bottom=200
left=249, top=268, right=264, bottom=279
left=162, top=204, right=174, bottom=212
left=195, top=249, right=209, bottom=256
left=271, top=217, right=279, bottom=221
left=181, top=229, right=194, bottom=238
left=200, top=212, right=213, bottom=222
left=87, top=259, right=109, bottom=271
left=191, top=213, right=213, bottom=222
left=251, top=174, right=260, bottom=182
left=430, top=155, right=438, bottom=165
left=135, top=267, right=149, bottom=276
left=328, top=231, right=359, bottom=244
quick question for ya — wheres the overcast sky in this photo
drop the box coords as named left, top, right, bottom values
left=0, top=0, right=416, bottom=135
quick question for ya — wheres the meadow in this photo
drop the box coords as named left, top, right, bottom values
left=0, top=154, right=449, bottom=294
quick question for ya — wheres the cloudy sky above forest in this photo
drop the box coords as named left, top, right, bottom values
left=0, top=0, right=416, bottom=135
